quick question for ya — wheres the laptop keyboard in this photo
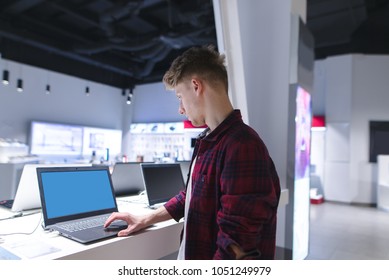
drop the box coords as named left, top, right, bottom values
left=57, top=214, right=110, bottom=232
left=0, top=200, right=14, bottom=209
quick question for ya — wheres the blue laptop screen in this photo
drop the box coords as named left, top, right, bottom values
left=40, top=169, right=116, bottom=219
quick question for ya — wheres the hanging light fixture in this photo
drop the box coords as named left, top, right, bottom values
left=85, top=86, right=90, bottom=96
left=2, top=70, right=9, bottom=85
left=45, top=71, right=51, bottom=94
left=15, top=64, right=24, bottom=92
left=126, top=87, right=134, bottom=105
left=17, top=78, right=23, bottom=92
left=46, top=84, right=51, bottom=94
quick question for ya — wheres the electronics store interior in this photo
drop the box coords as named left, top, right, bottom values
left=1, top=1, right=389, bottom=261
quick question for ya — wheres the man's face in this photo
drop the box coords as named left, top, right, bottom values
left=175, top=79, right=205, bottom=127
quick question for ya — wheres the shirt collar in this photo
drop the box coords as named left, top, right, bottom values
left=198, top=109, right=242, bottom=142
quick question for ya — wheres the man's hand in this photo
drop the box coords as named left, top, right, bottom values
left=104, top=212, right=147, bottom=236
left=104, top=206, right=173, bottom=237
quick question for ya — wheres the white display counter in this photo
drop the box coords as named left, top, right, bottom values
left=0, top=197, right=182, bottom=260
left=377, top=155, right=389, bottom=211
left=0, top=190, right=289, bottom=260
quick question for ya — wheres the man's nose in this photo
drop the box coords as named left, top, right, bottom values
left=178, top=105, right=185, bottom=115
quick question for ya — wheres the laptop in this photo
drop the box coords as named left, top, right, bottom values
left=140, top=163, right=185, bottom=207
left=36, top=166, right=127, bottom=244
left=10, top=163, right=91, bottom=212
left=111, top=162, right=145, bottom=196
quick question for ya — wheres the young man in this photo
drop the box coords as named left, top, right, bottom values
left=104, top=45, right=281, bottom=260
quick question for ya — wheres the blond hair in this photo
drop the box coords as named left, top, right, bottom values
left=162, top=45, right=228, bottom=91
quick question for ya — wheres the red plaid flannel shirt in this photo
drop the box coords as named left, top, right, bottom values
left=165, top=110, right=280, bottom=259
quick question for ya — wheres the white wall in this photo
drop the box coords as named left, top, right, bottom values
left=314, top=54, right=389, bottom=204
left=131, top=82, right=185, bottom=123
left=0, top=60, right=185, bottom=159
left=351, top=55, right=389, bottom=203
left=121, top=82, right=186, bottom=156
left=0, top=59, right=124, bottom=145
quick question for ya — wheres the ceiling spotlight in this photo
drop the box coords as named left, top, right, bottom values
left=46, top=84, right=51, bottom=94
left=85, top=86, right=90, bottom=96
left=126, top=94, right=132, bottom=105
left=2, top=70, right=9, bottom=85
left=126, top=86, right=134, bottom=105
left=17, top=78, right=23, bottom=92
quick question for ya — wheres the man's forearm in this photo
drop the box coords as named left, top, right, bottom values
left=143, top=205, right=173, bottom=227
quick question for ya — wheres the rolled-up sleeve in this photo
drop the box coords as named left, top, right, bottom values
left=164, top=190, right=186, bottom=222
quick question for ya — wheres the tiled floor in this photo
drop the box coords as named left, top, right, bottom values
left=306, top=201, right=389, bottom=260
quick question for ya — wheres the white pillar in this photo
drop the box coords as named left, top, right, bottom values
left=213, top=0, right=307, bottom=259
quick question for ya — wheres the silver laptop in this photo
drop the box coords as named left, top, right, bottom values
left=11, top=163, right=91, bottom=212
left=140, top=163, right=185, bottom=207
left=111, top=162, right=145, bottom=196
left=36, top=166, right=127, bottom=244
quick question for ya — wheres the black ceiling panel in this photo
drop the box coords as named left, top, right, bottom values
left=1, top=0, right=389, bottom=89
left=0, top=0, right=218, bottom=89
left=307, top=0, right=389, bottom=59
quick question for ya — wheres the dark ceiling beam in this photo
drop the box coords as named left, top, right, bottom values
left=44, top=0, right=100, bottom=28
left=364, top=0, right=389, bottom=11
left=42, top=0, right=152, bottom=63
left=73, top=34, right=158, bottom=55
left=2, top=0, right=44, bottom=14
left=135, top=44, right=171, bottom=78
left=1, top=39, right=132, bottom=89
left=160, top=26, right=215, bottom=48
left=307, top=3, right=366, bottom=23
left=0, top=19, right=136, bottom=77
left=0, top=0, right=217, bottom=88
left=9, top=3, right=139, bottom=65
left=11, top=11, right=95, bottom=47
left=307, top=0, right=368, bottom=53
left=100, top=0, right=143, bottom=22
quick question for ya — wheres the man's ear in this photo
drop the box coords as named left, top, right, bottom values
left=191, top=78, right=203, bottom=96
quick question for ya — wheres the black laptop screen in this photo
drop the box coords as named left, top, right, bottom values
left=141, top=163, right=185, bottom=206
left=39, top=169, right=116, bottom=219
